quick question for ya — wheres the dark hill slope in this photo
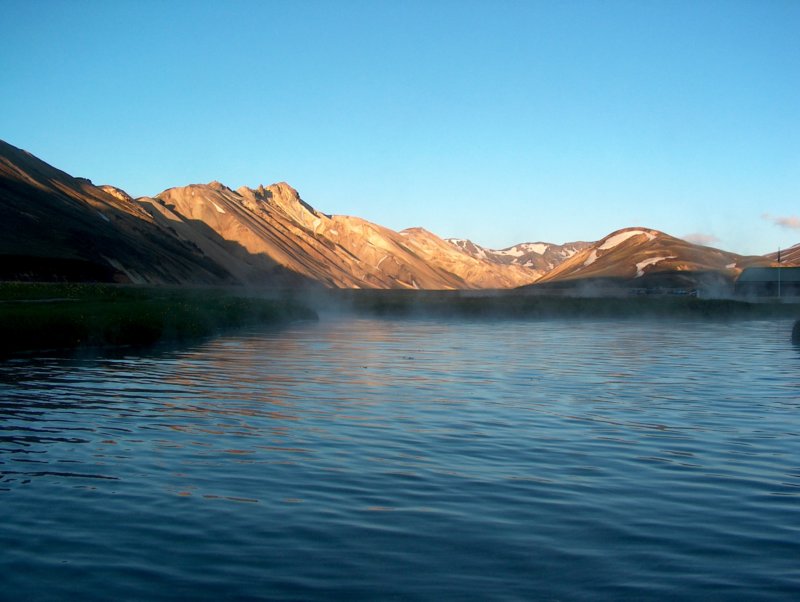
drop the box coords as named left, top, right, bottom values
left=1, top=140, right=263, bottom=284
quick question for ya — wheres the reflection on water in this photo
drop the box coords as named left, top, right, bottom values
left=1, top=317, right=799, bottom=600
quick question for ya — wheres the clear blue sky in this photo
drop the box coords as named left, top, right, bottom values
left=1, top=0, right=798, bottom=255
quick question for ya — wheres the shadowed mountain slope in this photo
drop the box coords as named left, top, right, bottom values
left=0, top=140, right=237, bottom=284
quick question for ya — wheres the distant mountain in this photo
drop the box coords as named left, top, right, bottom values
left=526, top=227, right=771, bottom=292
left=400, top=228, right=540, bottom=288
left=765, top=244, right=800, bottom=266
left=447, top=238, right=591, bottom=276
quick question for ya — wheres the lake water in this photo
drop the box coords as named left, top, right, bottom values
left=1, top=316, right=799, bottom=600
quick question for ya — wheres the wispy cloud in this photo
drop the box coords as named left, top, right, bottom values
left=683, top=232, right=719, bottom=246
left=762, top=213, right=800, bottom=229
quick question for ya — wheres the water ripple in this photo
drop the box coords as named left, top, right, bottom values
left=1, top=317, right=799, bottom=600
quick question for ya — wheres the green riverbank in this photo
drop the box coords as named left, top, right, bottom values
left=324, top=289, right=800, bottom=320
left=2, top=283, right=798, bottom=354
left=0, top=283, right=316, bottom=354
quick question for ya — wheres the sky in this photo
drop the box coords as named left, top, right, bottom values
left=1, top=0, right=798, bottom=255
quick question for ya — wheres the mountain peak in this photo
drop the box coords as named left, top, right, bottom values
left=271, top=181, right=300, bottom=196
left=401, top=227, right=435, bottom=237
left=207, top=180, right=231, bottom=192
left=240, top=182, right=300, bottom=201
left=99, top=185, right=134, bottom=203
left=595, top=227, right=660, bottom=251
left=237, top=182, right=327, bottom=230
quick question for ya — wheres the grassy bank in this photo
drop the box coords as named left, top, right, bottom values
left=0, top=283, right=316, bottom=354
left=3, top=283, right=798, bottom=354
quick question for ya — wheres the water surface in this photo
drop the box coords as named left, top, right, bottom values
left=1, top=317, right=799, bottom=600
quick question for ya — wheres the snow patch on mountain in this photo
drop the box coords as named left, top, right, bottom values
left=495, top=243, right=550, bottom=257
left=599, top=230, right=655, bottom=251
left=583, top=250, right=598, bottom=267
left=635, top=256, right=675, bottom=277
left=496, top=247, right=525, bottom=258
left=524, top=260, right=547, bottom=268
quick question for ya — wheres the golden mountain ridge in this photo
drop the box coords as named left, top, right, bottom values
left=0, top=140, right=540, bottom=287
left=0, top=140, right=785, bottom=289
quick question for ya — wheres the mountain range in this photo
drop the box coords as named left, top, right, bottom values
left=0, top=139, right=789, bottom=290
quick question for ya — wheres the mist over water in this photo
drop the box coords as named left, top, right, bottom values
left=1, top=317, right=799, bottom=600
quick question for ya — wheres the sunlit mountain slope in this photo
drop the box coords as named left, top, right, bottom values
left=527, top=227, right=771, bottom=291
left=0, top=140, right=782, bottom=291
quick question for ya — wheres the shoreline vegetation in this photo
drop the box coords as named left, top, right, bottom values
left=321, top=289, right=800, bottom=320
left=0, top=283, right=317, bottom=355
left=1, top=283, right=799, bottom=355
